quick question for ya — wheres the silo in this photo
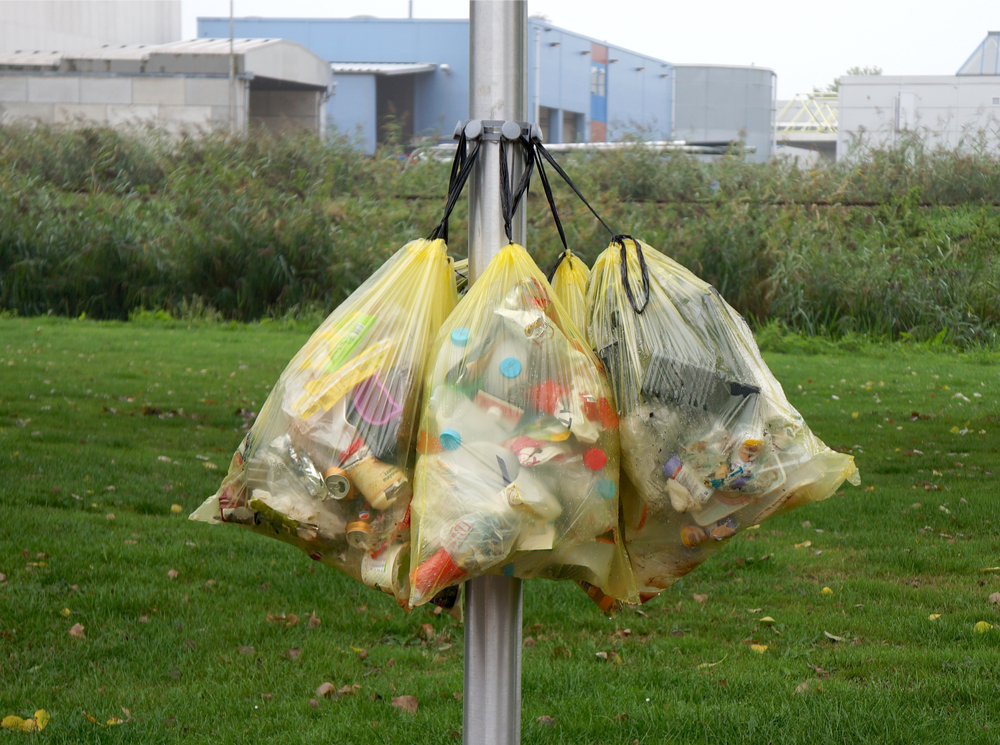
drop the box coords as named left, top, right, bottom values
left=672, top=64, right=775, bottom=162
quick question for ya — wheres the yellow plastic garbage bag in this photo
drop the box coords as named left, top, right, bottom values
left=409, top=242, right=636, bottom=608
left=588, top=237, right=859, bottom=602
left=191, top=238, right=458, bottom=607
left=548, top=250, right=590, bottom=338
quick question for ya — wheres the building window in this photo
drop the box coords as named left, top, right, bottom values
left=590, top=65, right=606, bottom=96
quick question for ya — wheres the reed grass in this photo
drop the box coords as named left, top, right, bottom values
left=1, top=125, right=998, bottom=344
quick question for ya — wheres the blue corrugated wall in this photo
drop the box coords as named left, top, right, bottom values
left=198, top=16, right=673, bottom=153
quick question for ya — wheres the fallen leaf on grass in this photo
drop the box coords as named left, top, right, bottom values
left=824, top=631, right=844, bottom=642
left=696, top=654, right=728, bottom=669
left=170, top=504, right=183, bottom=514
left=989, top=592, right=1000, bottom=605
left=794, top=541, right=812, bottom=549
left=421, top=623, right=435, bottom=640
left=981, top=567, right=1000, bottom=572
left=612, top=712, right=629, bottom=722
left=391, top=695, right=418, bottom=714
left=82, top=711, right=122, bottom=726
left=138, top=615, right=150, bottom=624
left=167, top=569, right=179, bottom=580
left=239, top=646, right=255, bottom=655
left=821, top=587, right=834, bottom=595
left=309, top=698, right=320, bottom=709
left=928, top=614, right=942, bottom=621
left=316, top=682, right=337, bottom=698
left=60, top=608, right=72, bottom=617
left=974, top=622, right=993, bottom=633
left=692, top=593, right=708, bottom=604
left=759, top=616, right=776, bottom=625
left=69, top=623, right=85, bottom=639
left=536, top=715, right=557, bottom=727
left=308, top=611, right=321, bottom=628
left=794, top=679, right=821, bottom=695
left=750, top=644, right=768, bottom=654
left=285, top=648, right=302, bottom=660
left=2, top=710, right=49, bottom=732
left=0, top=573, right=6, bottom=583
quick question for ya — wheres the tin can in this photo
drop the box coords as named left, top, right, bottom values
left=361, top=543, right=409, bottom=596
left=322, top=466, right=353, bottom=500
left=346, top=452, right=409, bottom=511
left=346, top=520, right=372, bottom=550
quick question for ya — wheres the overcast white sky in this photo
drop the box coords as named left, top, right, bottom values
left=184, top=1, right=1000, bottom=98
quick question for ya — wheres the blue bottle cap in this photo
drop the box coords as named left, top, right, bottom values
left=499, top=357, right=522, bottom=378
left=597, top=478, right=616, bottom=500
left=439, top=428, right=462, bottom=450
left=450, top=327, right=470, bottom=347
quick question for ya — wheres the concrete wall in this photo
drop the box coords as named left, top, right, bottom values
left=837, top=75, right=1000, bottom=159
left=673, top=65, right=774, bottom=161
left=0, top=1, right=180, bottom=54
left=250, top=90, right=322, bottom=134
left=198, top=17, right=674, bottom=150
left=0, top=73, right=243, bottom=134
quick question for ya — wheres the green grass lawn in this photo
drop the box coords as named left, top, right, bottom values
left=2, top=316, right=999, bottom=744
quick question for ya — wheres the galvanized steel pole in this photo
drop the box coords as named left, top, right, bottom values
left=464, top=2, right=527, bottom=745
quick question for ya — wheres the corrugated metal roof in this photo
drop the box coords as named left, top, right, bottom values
left=0, top=39, right=331, bottom=90
left=64, top=38, right=281, bottom=62
left=330, top=62, right=437, bottom=75
left=0, top=50, right=62, bottom=69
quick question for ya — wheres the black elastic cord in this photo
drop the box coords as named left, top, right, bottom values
left=535, top=145, right=569, bottom=253
left=534, top=141, right=615, bottom=239
left=614, top=235, right=650, bottom=314
left=498, top=135, right=536, bottom=243
left=546, top=249, right=571, bottom=283
left=429, top=132, right=482, bottom=242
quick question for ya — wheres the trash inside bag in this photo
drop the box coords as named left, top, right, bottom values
left=588, top=237, right=859, bottom=602
left=409, top=242, right=636, bottom=608
left=191, top=238, right=458, bottom=607
left=548, top=250, right=590, bottom=338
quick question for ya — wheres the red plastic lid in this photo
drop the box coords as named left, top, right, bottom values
left=583, top=448, right=607, bottom=471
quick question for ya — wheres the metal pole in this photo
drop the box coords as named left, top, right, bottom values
left=533, top=24, right=541, bottom=130
left=229, top=0, right=235, bottom=134
left=464, top=2, right=527, bottom=745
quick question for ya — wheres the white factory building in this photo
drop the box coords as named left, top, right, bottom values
left=0, top=0, right=181, bottom=55
left=837, top=31, right=1000, bottom=159
left=0, top=39, right=333, bottom=136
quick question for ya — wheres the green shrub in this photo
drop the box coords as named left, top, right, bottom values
left=1, top=124, right=999, bottom=344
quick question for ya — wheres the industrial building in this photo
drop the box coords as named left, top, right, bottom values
left=197, top=16, right=678, bottom=154
left=0, top=39, right=332, bottom=135
left=672, top=64, right=776, bottom=163
left=837, top=31, right=1000, bottom=159
left=0, top=0, right=181, bottom=55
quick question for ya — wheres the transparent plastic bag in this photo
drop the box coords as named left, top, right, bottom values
left=409, top=242, right=636, bottom=608
left=548, top=250, right=590, bottom=337
left=587, top=237, right=859, bottom=601
left=191, top=238, right=458, bottom=607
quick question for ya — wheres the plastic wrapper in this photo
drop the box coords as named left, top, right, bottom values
left=191, top=238, right=458, bottom=609
left=409, top=242, right=636, bottom=609
left=587, top=237, right=859, bottom=602
left=548, top=250, right=590, bottom=337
